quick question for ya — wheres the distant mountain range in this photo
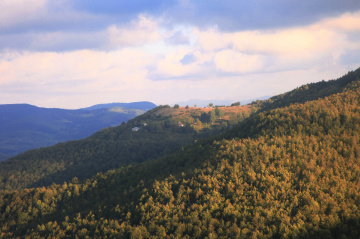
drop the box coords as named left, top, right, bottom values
left=81, top=101, right=156, bottom=111
left=0, top=101, right=156, bottom=161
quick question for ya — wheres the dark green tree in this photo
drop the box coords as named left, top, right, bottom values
left=209, top=110, right=216, bottom=123
left=215, top=107, right=224, bottom=119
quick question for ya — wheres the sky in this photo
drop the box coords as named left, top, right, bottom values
left=1, top=0, right=360, bottom=109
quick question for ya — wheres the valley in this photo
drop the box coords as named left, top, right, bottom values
left=0, top=102, right=156, bottom=161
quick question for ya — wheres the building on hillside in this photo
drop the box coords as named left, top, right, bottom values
left=178, top=122, right=185, bottom=127
left=132, top=127, right=140, bottom=131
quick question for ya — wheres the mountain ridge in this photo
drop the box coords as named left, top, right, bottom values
left=251, top=68, right=360, bottom=111
left=0, top=103, right=254, bottom=190
left=0, top=68, right=360, bottom=237
left=80, top=101, right=156, bottom=111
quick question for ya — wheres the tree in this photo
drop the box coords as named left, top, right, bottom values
left=200, top=112, right=210, bottom=123
left=209, top=110, right=216, bottom=123
left=215, top=107, right=224, bottom=119
left=174, top=104, right=180, bottom=108
left=231, top=102, right=241, bottom=106
left=208, top=103, right=214, bottom=108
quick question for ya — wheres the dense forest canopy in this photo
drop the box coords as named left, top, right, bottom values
left=0, top=67, right=360, bottom=238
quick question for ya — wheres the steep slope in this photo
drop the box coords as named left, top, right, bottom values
left=0, top=70, right=360, bottom=238
left=251, top=67, right=360, bottom=112
left=0, top=103, right=152, bottom=160
left=0, top=104, right=253, bottom=190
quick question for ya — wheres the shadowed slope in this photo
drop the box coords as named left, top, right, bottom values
left=0, top=102, right=154, bottom=160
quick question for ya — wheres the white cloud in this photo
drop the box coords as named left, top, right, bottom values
left=194, top=26, right=337, bottom=58
left=214, top=50, right=263, bottom=74
left=191, top=10, right=360, bottom=75
left=193, top=28, right=230, bottom=52
left=154, top=48, right=205, bottom=78
left=165, top=30, right=190, bottom=45
left=0, top=49, right=156, bottom=107
left=0, top=0, right=47, bottom=29
left=1, top=7, right=360, bottom=108
left=322, top=11, right=360, bottom=32
left=231, top=28, right=335, bottom=57
left=147, top=10, right=360, bottom=81
left=107, top=15, right=161, bottom=48
left=0, top=0, right=110, bottom=52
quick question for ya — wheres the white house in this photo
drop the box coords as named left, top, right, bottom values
left=132, top=127, right=140, bottom=131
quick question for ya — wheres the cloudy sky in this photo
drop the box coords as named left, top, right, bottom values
left=1, top=0, right=360, bottom=109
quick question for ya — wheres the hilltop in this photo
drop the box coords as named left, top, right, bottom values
left=150, top=104, right=254, bottom=131
left=0, top=102, right=254, bottom=190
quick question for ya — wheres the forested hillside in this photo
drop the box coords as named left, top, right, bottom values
left=251, top=68, right=360, bottom=112
left=0, top=104, right=253, bottom=191
left=0, top=102, right=156, bottom=161
left=0, top=68, right=359, bottom=238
